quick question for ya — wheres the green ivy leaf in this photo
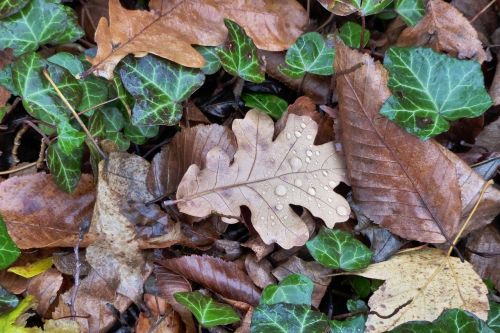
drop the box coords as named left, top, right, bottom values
left=242, top=93, right=288, bottom=119
left=306, top=227, right=372, bottom=271
left=0, top=215, right=20, bottom=270
left=260, top=274, right=314, bottom=306
left=330, top=315, right=365, bottom=333
left=46, top=142, right=82, bottom=193
left=216, top=19, right=265, bottom=83
left=487, top=302, right=500, bottom=331
left=118, top=54, right=204, bottom=125
left=101, top=106, right=130, bottom=151
left=251, top=303, right=329, bottom=333
left=0, top=0, right=83, bottom=57
left=338, top=22, right=371, bottom=48
left=124, top=123, right=159, bottom=145
left=279, top=32, right=335, bottom=79
left=12, top=52, right=82, bottom=125
left=380, top=47, right=493, bottom=140
left=356, top=0, right=393, bottom=16
left=0, top=285, right=18, bottom=314
left=348, top=276, right=371, bottom=298
left=0, top=0, right=29, bottom=19
left=0, top=65, right=17, bottom=95
left=174, top=291, right=240, bottom=328
left=389, top=308, right=494, bottom=333
left=56, top=121, right=85, bottom=155
left=196, top=46, right=221, bottom=75
left=395, top=0, right=424, bottom=26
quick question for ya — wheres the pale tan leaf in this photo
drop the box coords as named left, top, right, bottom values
left=176, top=110, right=350, bottom=249
left=397, top=0, right=487, bottom=63
left=316, top=0, right=357, bottom=16
left=350, top=248, right=489, bottom=333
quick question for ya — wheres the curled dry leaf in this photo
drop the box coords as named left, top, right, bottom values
left=475, top=118, right=500, bottom=152
left=397, top=0, right=487, bottom=63
left=147, top=124, right=236, bottom=198
left=135, top=294, right=182, bottom=333
left=245, top=254, right=277, bottom=289
left=451, top=0, right=498, bottom=39
left=466, top=225, right=500, bottom=291
left=176, top=109, right=350, bottom=249
left=158, top=254, right=261, bottom=306
left=242, top=236, right=274, bottom=262
left=26, top=268, right=63, bottom=316
left=0, top=173, right=95, bottom=249
left=350, top=248, right=489, bottom=333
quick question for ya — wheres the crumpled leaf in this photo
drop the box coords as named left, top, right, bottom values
left=242, top=93, right=288, bottom=119
left=0, top=173, right=95, bottom=249
left=8, top=257, right=52, bottom=278
left=25, top=268, right=63, bottom=316
left=466, top=225, right=500, bottom=291
left=317, top=0, right=393, bottom=16
left=260, top=273, right=313, bottom=305
left=349, top=248, right=489, bottom=333
left=0, top=0, right=83, bottom=57
left=0, top=0, right=29, bottom=19
left=147, top=124, right=236, bottom=198
left=306, top=227, right=373, bottom=271
left=338, top=22, right=371, bottom=48
left=0, top=215, right=20, bottom=270
left=380, top=47, right=492, bottom=139
left=279, top=32, right=335, bottom=79
left=158, top=254, right=261, bottom=306
left=397, top=0, right=487, bottom=63
left=176, top=109, right=350, bottom=249
left=174, top=291, right=240, bottom=328
left=216, top=19, right=264, bottom=83
left=117, top=54, right=205, bottom=125
left=46, top=142, right=83, bottom=193
left=395, top=0, right=424, bottom=26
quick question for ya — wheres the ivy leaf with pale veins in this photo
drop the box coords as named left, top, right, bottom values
left=0, top=215, right=20, bottom=270
left=0, top=0, right=83, bottom=57
left=395, top=0, right=424, bottom=26
left=174, top=291, right=240, bottom=328
left=306, top=227, right=372, bottom=271
left=242, top=93, right=288, bottom=119
left=0, top=285, right=18, bottom=314
left=279, top=32, right=335, bottom=79
left=487, top=302, right=500, bottom=331
left=196, top=46, right=221, bottom=75
left=317, top=0, right=393, bottom=16
left=124, top=123, right=159, bottom=145
left=0, top=0, right=29, bottom=19
left=101, top=106, right=130, bottom=151
left=338, top=22, right=371, bottom=48
left=380, top=47, right=492, bottom=139
left=216, top=19, right=264, bottom=83
left=251, top=303, right=329, bottom=333
left=176, top=110, right=350, bottom=249
left=12, top=52, right=82, bottom=125
left=260, top=274, right=314, bottom=305
left=47, top=143, right=83, bottom=193
left=56, top=121, right=85, bottom=155
left=118, top=54, right=204, bottom=125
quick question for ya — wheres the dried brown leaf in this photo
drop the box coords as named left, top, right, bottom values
left=490, top=66, right=500, bottom=106
left=135, top=294, right=182, bottom=333
left=452, top=0, right=497, bottom=39
left=466, top=225, right=500, bottom=291
left=475, top=118, right=500, bottom=152
left=316, top=0, right=357, bottom=16
left=158, top=254, right=261, bottom=306
left=241, top=236, right=274, bottom=262
left=397, top=0, right=487, bottom=63
left=176, top=109, right=350, bottom=249
left=26, top=268, right=63, bottom=316
left=244, top=254, right=276, bottom=289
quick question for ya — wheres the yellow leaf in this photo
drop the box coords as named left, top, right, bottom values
left=8, top=257, right=53, bottom=278
left=0, top=295, right=36, bottom=333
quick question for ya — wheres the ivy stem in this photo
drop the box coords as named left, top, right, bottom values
left=359, top=15, right=366, bottom=49
left=42, top=69, right=107, bottom=160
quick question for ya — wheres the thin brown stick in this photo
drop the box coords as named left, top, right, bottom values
left=11, top=124, right=28, bottom=166
left=0, top=162, right=38, bottom=175
left=22, top=119, right=51, bottom=144
left=77, top=96, right=119, bottom=116
left=332, top=299, right=412, bottom=320
left=36, top=140, right=47, bottom=169
left=315, top=13, right=334, bottom=32
left=470, top=0, right=496, bottom=23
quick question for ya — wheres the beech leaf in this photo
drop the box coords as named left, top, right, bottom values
left=0, top=215, right=20, bottom=270
left=279, top=32, right=335, bottom=79
left=395, top=0, right=425, bottom=26
left=0, top=0, right=83, bottom=57
left=317, top=0, right=393, bottom=16
left=260, top=274, right=314, bottom=306
left=338, top=22, right=370, bottom=48
left=349, top=248, right=489, bottom=333
left=0, top=0, right=29, bottom=19
left=46, top=143, right=83, bottom=193
left=306, top=227, right=373, bottom=271
left=380, top=47, right=492, bottom=139
left=216, top=19, right=264, bottom=83
left=242, top=93, right=288, bottom=119
left=118, top=54, right=205, bottom=125
left=176, top=109, right=350, bottom=249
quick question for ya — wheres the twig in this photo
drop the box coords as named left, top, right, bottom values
left=77, top=96, right=119, bottom=116
left=69, top=219, right=90, bottom=320
left=332, top=299, right=412, bottom=320
left=22, top=119, right=51, bottom=144
left=470, top=0, right=496, bottom=23
left=315, top=13, right=334, bottom=32
left=0, top=162, right=38, bottom=175
left=36, top=140, right=47, bottom=169
left=11, top=124, right=29, bottom=166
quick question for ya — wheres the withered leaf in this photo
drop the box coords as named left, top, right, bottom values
left=26, top=268, right=63, bottom=316
left=158, top=254, right=261, bottom=306
left=397, top=0, right=487, bottom=63
left=466, top=225, right=500, bottom=291
left=475, top=118, right=500, bottom=152
left=176, top=110, right=350, bottom=249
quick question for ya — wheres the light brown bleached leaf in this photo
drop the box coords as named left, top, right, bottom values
left=466, top=225, right=500, bottom=291
left=350, top=248, right=489, bottom=333
left=316, top=0, right=357, bottom=16
left=176, top=110, right=350, bottom=249
left=26, top=268, right=63, bottom=317
left=397, top=0, right=487, bottom=63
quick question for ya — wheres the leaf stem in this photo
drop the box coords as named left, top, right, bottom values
left=470, top=0, right=496, bottom=23
left=0, top=162, right=38, bottom=175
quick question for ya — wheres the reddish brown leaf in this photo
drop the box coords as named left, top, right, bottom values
left=235, top=308, right=253, bottom=333
left=135, top=294, right=182, bottom=333
left=490, top=66, right=500, bottom=106
left=158, top=254, right=261, bottom=306
left=244, top=254, right=276, bottom=289
left=466, top=225, right=500, bottom=291
left=475, top=118, right=500, bottom=152
left=452, top=0, right=498, bottom=39
left=26, top=268, right=63, bottom=316
left=241, top=236, right=274, bottom=262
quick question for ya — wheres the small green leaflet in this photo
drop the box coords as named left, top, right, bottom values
left=395, top=0, right=425, bottom=26
left=174, top=291, right=240, bottom=328
left=56, top=121, right=85, bottom=155
left=124, top=123, right=159, bottom=145
left=0, top=0, right=83, bottom=57
left=0, top=285, right=18, bottom=314
left=338, top=22, right=371, bottom=48
left=381, top=47, right=493, bottom=140
left=330, top=315, right=365, bottom=333
left=251, top=303, right=329, bottom=333
left=101, top=106, right=130, bottom=151
left=389, top=308, right=495, bottom=333
left=47, top=143, right=83, bottom=193
left=216, top=19, right=265, bottom=83
left=260, top=274, right=314, bottom=306
left=348, top=276, right=371, bottom=298
left=0, top=65, right=16, bottom=95
left=279, top=32, right=335, bottom=79
left=306, top=227, right=372, bottom=271
left=242, top=93, right=288, bottom=119
left=0, top=0, right=29, bottom=19
left=12, top=52, right=82, bottom=125
left=487, top=302, right=500, bottom=331
left=118, top=54, right=204, bottom=125
left=196, top=46, right=221, bottom=75
left=0, top=215, right=20, bottom=270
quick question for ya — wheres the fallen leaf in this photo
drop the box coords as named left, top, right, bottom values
left=397, top=0, right=487, bottom=63
left=158, top=254, right=261, bottom=306
left=136, top=294, right=182, bottom=333
left=0, top=271, right=28, bottom=295
left=466, top=225, right=500, bottom=291
left=0, top=173, right=95, bottom=249
left=491, top=66, right=500, bottom=106
left=176, top=109, right=350, bottom=249
left=475, top=118, right=500, bottom=152
left=452, top=0, right=498, bottom=39
left=316, top=0, right=392, bottom=16
left=244, top=254, right=276, bottom=289
left=234, top=308, right=252, bottom=333
left=241, top=236, right=274, bottom=262
left=25, top=268, right=63, bottom=316
left=350, top=248, right=489, bottom=333
left=8, top=257, right=53, bottom=278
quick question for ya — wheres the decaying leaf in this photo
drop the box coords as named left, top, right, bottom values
left=466, top=225, right=500, bottom=291
left=176, top=109, right=350, bottom=249
left=397, top=0, right=487, bottom=63
left=349, top=248, right=489, bottom=333
left=475, top=118, right=500, bottom=152
left=25, top=268, right=63, bottom=316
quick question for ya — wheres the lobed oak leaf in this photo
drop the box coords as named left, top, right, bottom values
left=175, top=109, right=350, bottom=249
